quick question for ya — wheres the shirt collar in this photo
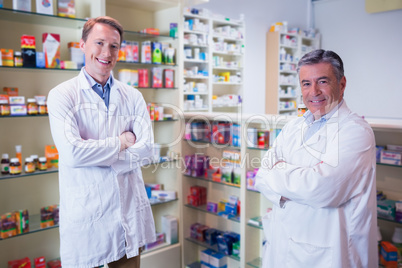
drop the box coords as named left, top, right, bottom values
left=82, top=68, right=113, bottom=89
left=303, top=99, right=344, bottom=125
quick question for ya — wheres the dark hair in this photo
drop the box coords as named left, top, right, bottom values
left=82, top=16, right=124, bottom=44
left=297, top=49, right=344, bottom=82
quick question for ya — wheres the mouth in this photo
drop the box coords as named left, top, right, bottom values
left=97, top=58, right=111, bottom=65
left=309, top=99, right=326, bottom=104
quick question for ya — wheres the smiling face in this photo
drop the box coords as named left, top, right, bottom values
left=299, top=62, right=346, bottom=120
left=80, top=22, right=121, bottom=85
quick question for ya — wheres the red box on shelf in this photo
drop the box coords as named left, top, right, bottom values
left=138, top=69, right=149, bottom=88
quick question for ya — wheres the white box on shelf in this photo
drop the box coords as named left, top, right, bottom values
left=161, top=215, right=178, bottom=244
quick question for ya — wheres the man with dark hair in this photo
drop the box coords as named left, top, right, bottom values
left=47, top=16, right=155, bottom=268
left=256, top=49, right=377, bottom=267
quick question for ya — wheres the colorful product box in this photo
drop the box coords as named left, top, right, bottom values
left=8, top=257, right=31, bottom=268
left=377, top=199, right=396, bottom=220
left=10, top=105, right=27, bottom=116
left=141, top=41, right=152, bottom=63
left=47, top=259, right=62, bottom=268
left=9, top=96, right=25, bottom=105
left=40, top=204, right=59, bottom=228
left=45, top=145, right=59, bottom=168
left=380, top=241, right=398, bottom=267
left=3, top=87, right=18, bottom=96
left=43, top=33, right=61, bottom=68
left=21, top=35, right=36, bottom=68
left=380, top=150, right=402, bottom=165
left=164, top=69, right=174, bottom=88
left=34, top=256, right=46, bottom=268
left=1, top=49, right=14, bottom=66
left=151, top=42, right=162, bottom=64
left=1, top=213, right=17, bottom=239
left=57, top=0, right=76, bottom=18
left=138, top=69, right=149, bottom=88
left=152, top=67, right=163, bottom=88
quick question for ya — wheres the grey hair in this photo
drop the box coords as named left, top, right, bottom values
left=297, top=49, right=344, bottom=82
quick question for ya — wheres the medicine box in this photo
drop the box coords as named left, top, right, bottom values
left=209, top=252, right=227, bottom=268
left=200, top=248, right=214, bottom=265
left=380, top=150, right=401, bottom=165
left=141, top=41, right=151, bottom=63
left=9, top=96, right=25, bottom=105
left=380, top=241, right=398, bottom=267
left=377, top=199, right=396, bottom=220
left=43, top=33, right=61, bottom=68
left=161, top=215, right=178, bottom=244
left=151, top=190, right=176, bottom=200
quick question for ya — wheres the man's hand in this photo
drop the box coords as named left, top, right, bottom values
left=119, top=131, right=136, bottom=152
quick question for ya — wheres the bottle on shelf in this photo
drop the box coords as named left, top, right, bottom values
left=15, top=145, right=22, bottom=165
left=1, top=153, right=10, bottom=175
left=9, top=157, right=22, bottom=175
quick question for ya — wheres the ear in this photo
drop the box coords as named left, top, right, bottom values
left=79, top=39, right=85, bottom=53
left=340, top=76, right=346, bottom=96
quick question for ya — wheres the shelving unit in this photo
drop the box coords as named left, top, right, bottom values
left=181, top=113, right=402, bottom=267
left=182, top=9, right=245, bottom=113
left=265, top=31, right=320, bottom=115
left=368, top=117, right=402, bottom=242
left=0, top=1, right=99, bottom=263
left=105, top=0, right=183, bottom=267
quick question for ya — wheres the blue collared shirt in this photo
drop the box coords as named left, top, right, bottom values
left=303, top=100, right=344, bottom=141
left=83, top=68, right=113, bottom=108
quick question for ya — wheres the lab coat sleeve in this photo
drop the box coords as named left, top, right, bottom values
left=111, top=92, right=154, bottom=175
left=255, top=131, right=286, bottom=208
left=256, top=120, right=376, bottom=209
left=47, top=87, right=120, bottom=168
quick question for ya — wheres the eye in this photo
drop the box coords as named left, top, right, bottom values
left=319, top=79, right=328, bottom=84
left=96, top=41, right=103, bottom=46
left=302, top=82, right=310, bottom=87
left=111, top=44, right=119, bottom=50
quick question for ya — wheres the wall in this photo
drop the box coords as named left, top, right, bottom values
left=313, top=0, right=402, bottom=120
left=195, top=0, right=309, bottom=114
left=197, top=0, right=402, bottom=119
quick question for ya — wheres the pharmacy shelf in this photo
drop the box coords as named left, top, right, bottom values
left=184, top=174, right=240, bottom=189
left=377, top=163, right=402, bottom=168
left=185, top=237, right=240, bottom=262
left=116, top=61, right=178, bottom=67
left=184, top=204, right=240, bottom=223
left=0, top=65, right=80, bottom=71
left=247, top=257, right=262, bottom=268
left=149, top=198, right=178, bottom=206
left=123, top=30, right=177, bottom=41
left=143, top=242, right=179, bottom=255
left=183, top=139, right=241, bottom=151
left=0, top=214, right=58, bottom=241
left=0, top=7, right=86, bottom=28
left=0, top=114, right=48, bottom=118
left=0, top=168, right=58, bottom=181
left=377, top=217, right=402, bottom=226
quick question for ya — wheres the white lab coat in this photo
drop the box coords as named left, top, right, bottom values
left=255, top=101, right=377, bottom=268
left=47, top=69, right=156, bottom=268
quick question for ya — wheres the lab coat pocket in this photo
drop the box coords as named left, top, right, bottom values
left=286, top=238, right=332, bottom=268
left=262, top=212, right=273, bottom=245
left=66, top=184, right=103, bottom=224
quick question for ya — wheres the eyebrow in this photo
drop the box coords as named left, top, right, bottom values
left=301, top=76, right=330, bottom=84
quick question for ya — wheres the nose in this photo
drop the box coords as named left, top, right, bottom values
left=101, top=46, right=112, bottom=57
left=311, top=82, right=322, bottom=96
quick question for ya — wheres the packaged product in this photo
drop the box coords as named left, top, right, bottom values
left=1, top=49, right=14, bottom=66
left=43, top=33, right=61, bottom=68
left=21, top=35, right=36, bottom=68
left=57, top=0, right=75, bottom=18
left=3, top=87, right=18, bottom=96
left=45, top=145, right=59, bottom=168
left=8, top=257, right=31, bottom=268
